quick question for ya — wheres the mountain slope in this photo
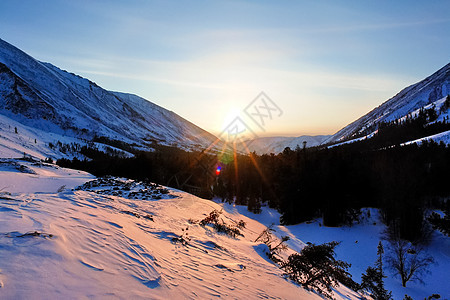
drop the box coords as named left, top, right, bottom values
left=326, top=63, right=450, bottom=144
left=0, top=38, right=219, bottom=152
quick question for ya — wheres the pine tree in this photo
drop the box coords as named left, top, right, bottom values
left=282, top=241, right=356, bottom=299
left=361, top=241, right=392, bottom=299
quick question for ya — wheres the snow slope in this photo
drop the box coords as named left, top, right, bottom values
left=220, top=202, right=450, bottom=300
left=0, top=38, right=220, bottom=153
left=401, top=129, right=450, bottom=146
left=326, top=63, right=450, bottom=144
left=0, top=159, right=94, bottom=193
left=327, top=96, right=450, bottom=148
left=0, top=161, right=366, bottom=299
left=0, top=113, right=133, bottom=160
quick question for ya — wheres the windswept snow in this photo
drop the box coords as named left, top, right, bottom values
left=0, top=161, right=367, bottom=299
left=0, top=159, right=94, bottom=193
left=1, top=163, right=447, bottom=299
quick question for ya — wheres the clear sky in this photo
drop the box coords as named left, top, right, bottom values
left=1, top=0, right=449, bottom=137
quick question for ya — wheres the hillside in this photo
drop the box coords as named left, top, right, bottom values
left=326, top=63, right=450, bottom=144
left=239, top=64, right=449, bottom=154
left=0, top=38, right=220, bottom=154
left=328, top=95, right=450, bottom=148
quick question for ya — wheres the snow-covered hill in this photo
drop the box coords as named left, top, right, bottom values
left=326, top=63, right=450, bottom=144
left=243, top=135, right=330, bottom=154
left=0, top=38, right=220, bottom=154
left=0, top=160, right=367, bottom=299
left=328, top=95, right=450, bottom=148
left=0, top=113, right=134, bottom=160
left=240, top=64, right=449, bottom=153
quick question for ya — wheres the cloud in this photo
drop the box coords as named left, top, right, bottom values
left=76, top=52, right=408, bottom=94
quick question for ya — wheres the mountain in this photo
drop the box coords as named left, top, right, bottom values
left=242, top=64, right=449, bottom=154
left=0, top=38, right=220, bottom=155
left=326, top=63, right=450, bottom=144
left=243, top=135, right=330, bottom=154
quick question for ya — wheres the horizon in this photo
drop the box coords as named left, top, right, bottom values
left=0, top=1, right=449, bottom=137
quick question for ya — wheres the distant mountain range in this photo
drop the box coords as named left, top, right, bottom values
left=242, top=135, right=330, bottom=154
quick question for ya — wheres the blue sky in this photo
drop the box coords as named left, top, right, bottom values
left=1, top=0, right=449, bottom=136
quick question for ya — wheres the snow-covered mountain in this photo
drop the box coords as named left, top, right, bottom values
left=327, top=95, right=450, bottom=148
left=241, top=64, right=449, bottom=154
left=243, top=135, right=330, bottom=154
left=0, top=38, right=220, bottom=154
left=326, top=63, right=450, bottom=144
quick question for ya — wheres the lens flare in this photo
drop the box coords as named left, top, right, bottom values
left=215, top=166, right=222, bottom=175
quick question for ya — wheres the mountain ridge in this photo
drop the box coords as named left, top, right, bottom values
left=325, top=63, right=450, bottom=144
left=0, top=38, right=220, bottom=154
left=241, top=63, right=449, bottom=154
left=1, top=37, right=449, bottom=157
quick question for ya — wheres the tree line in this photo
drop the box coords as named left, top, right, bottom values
left=214, top=139, right=449, bottom=241
left=58, top=108, right=450, bottom=242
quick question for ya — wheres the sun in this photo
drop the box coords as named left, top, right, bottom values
left=221, top=107, right=242, bottom=133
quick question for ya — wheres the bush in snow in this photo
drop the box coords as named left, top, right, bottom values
left=428, top=206, right=450, bottom=237
left=254, top=225, right=289, bottom=264
left=199, top=209, right=221, bottom=226
left=281, top=241, right=357, bottom=299
left=198, top=209, right=244, bottom=238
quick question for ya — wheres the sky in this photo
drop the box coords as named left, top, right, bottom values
left=0, top=0, right=449, bottom=137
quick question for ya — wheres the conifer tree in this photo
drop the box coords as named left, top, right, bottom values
left=361, top=241, right=392, bottom=299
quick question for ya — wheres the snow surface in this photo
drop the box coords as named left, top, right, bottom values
left=401, top=129, right=450, bottom=146
left=398, top=96, right=449, bottom=123
left=0, top=159, right=94, bottom=193
left=0, top=114, right=132, bottom=160
left=0, top=114, right=78, bottom=160
left=218, top=201, right=450, bottom=300
left=0, top=161, right=369, bottom=299
left=328, top=131, right=378, bottom=149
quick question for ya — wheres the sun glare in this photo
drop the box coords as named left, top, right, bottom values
left=221, top=107, right=242, bottom=133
